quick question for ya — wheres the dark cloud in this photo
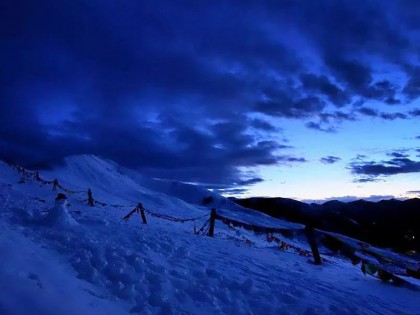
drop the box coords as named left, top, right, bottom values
left=278, top=156, right=307, bottom=163
left=211, top=176, right=266, bottom=196
left=358, top=107, right=378, bottom=117
left=319, top=111, right=357, bottom=123
left=299, top=73, right=349, bottom=106
left=255, top=141, right=292, bottom=150
left=379, top=112, right=407, bottom=120
left=305, top=122, right=336, bottom=133
left=387, top=151, right=409, bottom=158
left=1, top=0, right=420, bottom=188
left=349, top=155, right=420, bottom=182
left=358, top=107, right=407, bottom=120
left=410, top=109, right=420, bottom=117
left=384, top=97, right=401, bottom=105
left=255, top=94, right=327, bottom=119
left=305, top=1, right=411, bottom=61
left=249, top=119, right=278, bottom=132
left=407, top=190, right=420, bottom=195
left=353, top=177, right=382, bottom=183
left=403, top=68, right=420, bottom=101
left=320, top=156, right=341, bottom=164
left=364, top=80, right=400, bottom=103
left=327, top=59, right=373, bottom=94
left=237, top=177, right=264, bottom=186
left=324, top=61, right=400, bottom=104
left=217, top=188, right=250, bottom=196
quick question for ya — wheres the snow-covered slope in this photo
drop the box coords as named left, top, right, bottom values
left=0, top=222, right=125, bottom=315
left=40, top=155, right=301, bottom=229
left=0, top=156, right=419, bottom=315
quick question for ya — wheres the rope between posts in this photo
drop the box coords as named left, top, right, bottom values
left=109, top=203, right=135, bottom=208
left=10, top=164, right=135, bottom=209
left=144, top=208, right=209, bottom=223
left=11, top=165, right=208, bottom=214
left=194, top=218, right=211, bottom=235
left=216, top=214, right=313, bottom=255
left=216, top=212, right=304, bottom=236
left=122, top=207, right=140, bottom=220
left=57, top=183, right=85, bottom=194
left=215, top=231, right=254, bottom=245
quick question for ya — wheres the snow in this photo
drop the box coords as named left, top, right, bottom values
left=41, top=198, right=79, bottom=228
left=318, top=229, right=420, bottom=271
left=0, top=156, right=419, bottom=315
left=0, top=222, right=125, bottom=315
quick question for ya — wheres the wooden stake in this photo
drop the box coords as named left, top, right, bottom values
left=138, top=203, right=147, bottom=224
left=52, top=179, right=59, bottom=191
left=87, top=188, right=94, bottom=207
left=208, top=208, right=216, bottom=237
left=305, top=225, right=322, bottom=265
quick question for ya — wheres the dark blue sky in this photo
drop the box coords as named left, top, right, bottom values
left=1, top=0, right=419, bottom=200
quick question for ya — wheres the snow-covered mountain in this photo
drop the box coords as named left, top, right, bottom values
left=0, top=155, right=419, bottom=315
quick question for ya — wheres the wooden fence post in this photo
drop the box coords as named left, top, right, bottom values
left=208, top=208, right=216, bottom=237
left=53, top=179, right=59, bottom=191
left=305, top=225, right=322, bottom=265
left=87, top=188, right=94, bottom=207
left=138, top=203, right=147, bottom=224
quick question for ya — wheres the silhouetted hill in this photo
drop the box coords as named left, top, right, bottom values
left=233, top=197, right=420, bottom=251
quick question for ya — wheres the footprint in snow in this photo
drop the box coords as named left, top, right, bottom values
left=27, top=272, right=43, bottom=288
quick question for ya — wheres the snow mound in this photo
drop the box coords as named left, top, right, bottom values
left=41, top=198, right=78, bottom=228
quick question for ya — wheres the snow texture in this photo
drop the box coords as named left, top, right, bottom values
left=0, top=156, right=419, bottom=315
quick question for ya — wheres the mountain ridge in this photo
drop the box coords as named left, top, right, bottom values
left=232, top=196, right=420, bottom=251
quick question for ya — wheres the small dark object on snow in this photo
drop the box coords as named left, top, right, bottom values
left=56, top=193, right=67, bottom=201
left=202, top=196, right=214, bottom=205
left=378, top=269, right=393, bottom=282
left=407, top=268, right=420, bottom=279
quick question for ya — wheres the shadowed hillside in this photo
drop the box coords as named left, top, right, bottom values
left=232, top=197, right=420, bottom=251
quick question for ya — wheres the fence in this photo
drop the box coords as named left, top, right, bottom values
left=9, top=163, right=420, bottom=287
